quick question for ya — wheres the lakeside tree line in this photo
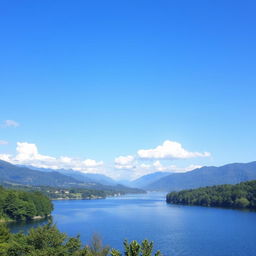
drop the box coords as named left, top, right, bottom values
left=0, top=186, right=53, bottom=221
left=166, top=180, right=256, bottom=209
left=0, top=223, right=162, bottom=256
left=3, top=184, right=143, bottom=200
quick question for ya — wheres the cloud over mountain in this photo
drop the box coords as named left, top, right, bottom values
left=115, top=155, right=135, bottom=169
left=137, top=140, right=210, bottom=160
left=0, top=142, right=104, bottom=174
left=0, top=140, right=210, bottom=180
left=113, top=140, right=210, bottom=179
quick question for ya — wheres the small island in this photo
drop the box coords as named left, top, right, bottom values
left=166, top=180, right=256, bottom=210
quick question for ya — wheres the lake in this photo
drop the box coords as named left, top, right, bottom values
left=9, top=192, right=256, bottom=256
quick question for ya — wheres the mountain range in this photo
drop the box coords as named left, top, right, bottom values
left=1, top=159, right=256, bottom=193
left=28, top=166, right=117, bottom=186
left=127, top=172, right=171, bottom=188
left=142, top=161, right=256, bottom=191
left=0, top=160, right=143, bottom=193
left=0, top=160, right=82, bottom=187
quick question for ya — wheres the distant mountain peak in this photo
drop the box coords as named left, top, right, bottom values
left=0, top=160, right=144, bottom=194
left=145, top=161, right=256, bottom=191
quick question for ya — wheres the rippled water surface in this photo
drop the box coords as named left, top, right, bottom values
left=9, top=192, right=256, bottom=256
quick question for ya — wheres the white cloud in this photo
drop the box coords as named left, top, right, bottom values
left=114, top=155, right=135, bottom=169
left=138, top=140, right=210, bottom=160
left=128, top=162, right=202, bottom=180
left=0, top=154, right=12, bottom=162
left=83, top=159, right=103, bottom=167
left=0, top=142, right=104, bottom=174
left=168, top=164, right=202, bottom=173
left=0, top=139, right=209, bottom=180
left=15, top=142, right=55, bottom=162
left=59, top=156, right=72, bottom=163
left=139, top=163, right=151, bottom=169
left=113, top=156, right=203, bottom=180
left=0, top=140, right=8, bottom=145
left=141, top=160, right=201, bottom=173
left=152, top=160, right=168, bottom=171
left=113, top=140, right=210, bottom=179
left=1, top=120, right=19, bottom=128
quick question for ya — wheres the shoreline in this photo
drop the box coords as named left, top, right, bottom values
left=51, top=196, right=105, bottom=201
left=50, top=193, right=126, bottom=201
left=0, top=218, right=15, bottom=223
left=0, top=215, right=50, bottom=223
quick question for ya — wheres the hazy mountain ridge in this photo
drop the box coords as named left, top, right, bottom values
left=3, top=159, right=256, bottom=194
left=0, top=160, right=145, bottom=194
left=129, top=172, right=171, bottom=188
left=0, top=160, right=82, bottom=187
left=146, top=161, right=256, bottom=191
left=28, top=166, right=117, bottom=186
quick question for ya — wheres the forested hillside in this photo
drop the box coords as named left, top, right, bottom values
left=0, top=160, right=83, bottom=187
left=0, top=160, right=145, bottom=195
left=166, top=180, right=256, bottom=209
left=30, top=166, right=118, bottom=186
left=0, top=186, right=53, bottom=222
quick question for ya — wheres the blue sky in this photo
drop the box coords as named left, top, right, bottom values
left=0, top=0, right=256, bottom=179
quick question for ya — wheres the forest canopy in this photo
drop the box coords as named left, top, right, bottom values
left=166, top=180, right=256, bottom=209
left=0, top=186, right=53, bottom=221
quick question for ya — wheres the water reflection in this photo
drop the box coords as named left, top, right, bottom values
left=8, top=217, right=50, bottom=234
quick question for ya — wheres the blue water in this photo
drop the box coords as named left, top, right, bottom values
left=9, top=192, right=256, bottom=256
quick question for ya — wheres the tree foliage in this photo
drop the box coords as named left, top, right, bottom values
left=0, top=224, right=162, bottom=256
left=166, top=180, right=256, bottom=209
left=0, top=186, right=53, bottom=221
left=113, top=239, right=161, bottom=256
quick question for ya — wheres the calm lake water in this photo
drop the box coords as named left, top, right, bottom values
left=9, top=192, right=256, bottom=256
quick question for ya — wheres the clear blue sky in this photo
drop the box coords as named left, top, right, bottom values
left=0, top=0, right=256, bottom=178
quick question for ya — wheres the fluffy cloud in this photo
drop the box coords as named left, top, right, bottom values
left=126, top=161, right=202, bottom=180
left=162, top=163, right=202, bottom=173
left=140, top=160, right=201, bottom=173
left=83, top=159, right=103, bottom=167
left=139, top=163, right=151, bottom=169
left=114, top=140, right=209, bottom=179
left=0, top=140, right=8, bottom=145
left=0, top=154, right=12, bottom=162
left=0, top=142, right=104, bottom=173
left=0, top=139, right=209, bottom=180
left=152, top=161, right=167, bottom=171
left=138, top=140, right=210, bottom=160
left=1, top=120, right=19, bottom=128
left=15, top=142, right=55, bottom=163
left=114, top=155, right=135, bottom=169
left=114, top=156, right=203, bottom=180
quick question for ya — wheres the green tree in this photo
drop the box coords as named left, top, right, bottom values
left=0, top=224, right=11, bottom=255
left=0, top=222, right=163, bottom=256
left=235, top=197, right=250, bottom=208
left=112, top=240, right=162, bottom=256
